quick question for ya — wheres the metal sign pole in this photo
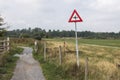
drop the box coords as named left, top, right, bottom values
left=69, top=9, right=83, bottom=68
left=75, top=22, right=79, bottom=67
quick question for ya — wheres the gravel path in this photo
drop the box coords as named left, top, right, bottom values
left=11, top=47, right=45, bottom=80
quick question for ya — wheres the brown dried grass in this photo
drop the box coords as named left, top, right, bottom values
left=45, top=39, right=120, bottom=79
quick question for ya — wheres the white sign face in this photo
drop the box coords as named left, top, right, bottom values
left=71, top=13, right=80, bottom=21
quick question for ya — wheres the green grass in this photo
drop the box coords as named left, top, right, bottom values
left=33, top=53, right=69, bottom=80
left=45, top=38, right=120, bottom=47
left=0, top=47, right=23, bottom=80
left=33, top=52, right=88, bottom=80
left=78, top=39, right=120, bottom=47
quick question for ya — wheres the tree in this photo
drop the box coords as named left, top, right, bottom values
left=0, top=15, right=6, bottom=37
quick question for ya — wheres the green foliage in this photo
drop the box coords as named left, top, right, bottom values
left=6, top=28, right=120, bottom=39
left=22, top=33, right=30, bottom=38
left=0, top=47, right=23, bottom=80
left=0, top=15, right=7, bottom=37
left=34, top=35, right=42, bottom=40
left=7, top=28, right=46, bottom=39
left=0, top=29, right=6, bottom=37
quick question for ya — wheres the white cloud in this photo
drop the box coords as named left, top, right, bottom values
left=90, top=0, right=120, bottom=12
left=63, top=0, right=79, bottom=4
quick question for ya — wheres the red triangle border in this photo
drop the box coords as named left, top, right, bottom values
left=68, top=9, right=83, bottom=23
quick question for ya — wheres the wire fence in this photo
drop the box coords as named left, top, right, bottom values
left=34, top=41, right=120, bottom=80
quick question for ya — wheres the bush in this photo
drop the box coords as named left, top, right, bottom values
left=34, top=36, right=42, bottom=40
left=0, top=47, right=23, bottom=80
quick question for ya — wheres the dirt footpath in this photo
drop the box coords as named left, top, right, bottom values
left=11, top=47, right=45, bottom=80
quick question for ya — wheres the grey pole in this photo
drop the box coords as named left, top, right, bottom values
left=75, top=22, right=79, bottom=67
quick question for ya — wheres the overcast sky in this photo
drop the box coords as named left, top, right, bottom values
left=0, top=0, right=120, bottom=32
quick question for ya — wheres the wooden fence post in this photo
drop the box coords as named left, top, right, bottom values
left=7, top=37, right=10, bottom=51
left=85, top=57, right=88, bottom=80
left=59, top=46, right=62, bottom=65
left=3, top=40, right=6, bottom=51
left=34, top=40, right=37, bottom=52
left=63, top=41, right=66, bottom=55
left=44, top=42, right=46, bottom=61
left=116, top=64, right=120, bottom=80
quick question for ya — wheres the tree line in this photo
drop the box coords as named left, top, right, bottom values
left=6, top=28, right=120, bottom=39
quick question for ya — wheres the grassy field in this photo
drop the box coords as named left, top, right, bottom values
left=46, top=38, right=120, bottom=47
left=34, top=38, right=120, bottom=80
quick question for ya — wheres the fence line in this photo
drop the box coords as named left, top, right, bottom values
left=34, top=41, right=120, bottom=80
left=0, top=37, right=10, bottom=53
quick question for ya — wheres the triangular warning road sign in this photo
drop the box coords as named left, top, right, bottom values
left=68, top=9, right=83, bottom=23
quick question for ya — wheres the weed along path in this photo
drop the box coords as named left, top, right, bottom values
left=11, top=47, right=45, bottom=80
